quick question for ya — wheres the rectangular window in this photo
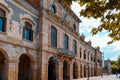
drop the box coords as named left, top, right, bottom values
left=80, top=47, right=82, bottom=58
left=23, top=22, right=33, bottom=41
left=0, top=8, right=6, bottom=32
left=74, top=40, right=77, bottom=54
left=64, top=34, right=68, bottom=50
left=51, top=27, right=57, bottom=47
left=0, top=18, right=5, bottom=32
left=0, top=18, right=3, bottom=31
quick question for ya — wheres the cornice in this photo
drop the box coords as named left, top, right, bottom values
left=0, top=39, right=37, bottom=51
left=11, top=0, right=40, bottom=18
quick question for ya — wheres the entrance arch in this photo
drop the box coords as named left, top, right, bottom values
left=0, top=51, right=5, bottom=80
left=48, top=55, right=59, bottom=80
left=18, top=54, right=33, bottom=80
left=73, top=62, right=78, bottom=79
left=80, top=65, right=82, bottom=78
left=84, top=65, right=86, bottom=77
left=63, top=60, right=70, bottom=80
left=91, top=67, right=93, bottom=77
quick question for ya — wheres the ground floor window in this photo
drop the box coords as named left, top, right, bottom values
left=48, top=56, right=59, bottom=80
left=63, top=60, right=70, bottom=80
left=0, top=52, right=5, bottom=80
left=18, top=54, right=32, bottom=80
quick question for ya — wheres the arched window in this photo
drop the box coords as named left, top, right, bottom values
left=74, top=40, right=77, bottom=54
left=0, top=8, right=6, bottom=32
left=48, top=56, right=59, bottom=80
left=51, top=26, right=57, bottom=47
left=63, top=60, right=70, bottom=80
left=73, top=62, right=78, bottom=79
left=23, top=22, right=33, bottom=41
left=51, top=5, right=56, bottom=13
left=64, top=34, right=68, bottom=49
left=18, top=54, right=33, bottom=80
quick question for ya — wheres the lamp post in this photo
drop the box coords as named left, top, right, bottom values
left=87, top=63, right=89, bottom=80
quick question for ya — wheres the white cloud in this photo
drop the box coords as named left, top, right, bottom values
left=86, top=34, right=111, bottom=48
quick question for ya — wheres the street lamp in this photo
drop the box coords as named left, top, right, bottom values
left=87, top=63, right=89, bottom=80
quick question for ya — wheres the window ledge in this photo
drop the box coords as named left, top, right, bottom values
left=23, top=39, right=33, bottom=43
left=0, top=31, right=7, bottom=35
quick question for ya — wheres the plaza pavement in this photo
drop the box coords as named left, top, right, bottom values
left=74, top=75, right=120, bottom=80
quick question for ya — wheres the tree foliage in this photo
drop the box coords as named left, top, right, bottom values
left=111, top=56, right=120, bottom=73
left=65, top=0, right=120, bottom=44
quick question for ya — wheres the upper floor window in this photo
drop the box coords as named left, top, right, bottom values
left=80, top=47, right=82, bottom=58
left=84, top=50, right=86, bottom=59
left=91, top=55, right=92, bottom=61
left=51, top=5, right=56, bottom=13
left=88, top=52, right=89, bottom=61
left=94, top=57, right=95, bottom=62
left=64, top=34, right=69, bottom=50
left=51, top=26, right=57, bottom=47
left=73, top=24, right=76, bottom=30
left=74, top=40, right=77, bottom=54
left=0, top=8, right=6, bottom=32
left=23, top=22, right=33, bottom=41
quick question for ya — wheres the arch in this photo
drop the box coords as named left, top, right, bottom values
left=20, top=14, right=36, bottom=31
left=0, top=48, right=9, bottom=80
left=62, top=58, right=71, bottom=64
left=0, top=48, right=9, bottom=60
left=0, top=2, right=11, bottom=13
left=17, top=53, right=34, bottom=63
left=73, top=61, right=78, bottom=79
left=0, top=51, right=5, bottom=80
left=48, top=55, right=59, bottom=80
left=18, top=54, right=34, bottom=80
left=63, top=59, right=70, bottom=80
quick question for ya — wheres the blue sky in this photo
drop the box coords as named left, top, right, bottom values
left=71, top=2, right=120, bottom=61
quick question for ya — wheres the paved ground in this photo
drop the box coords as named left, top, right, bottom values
left=75, top=75, right=120, bottom=80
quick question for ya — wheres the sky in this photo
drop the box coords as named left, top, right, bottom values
left=71, top=2, right=120, bottom=61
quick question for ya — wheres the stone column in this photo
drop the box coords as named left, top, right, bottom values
left=31, top=62, right=36, bottom=80
left=8, top=60, right=19, bottom=80
left=58, top=61, right=63, bottom=80
left=78, top=64, right=80, bottom=79
left=89, top=66, right=91, bottom=77
left=41, top=59, right=47, bottom=80
left=70, top=63, right=73, bottom=80
left=82, top=65, right=84, bottom=78
left=4, top=60, right=9, bottom=80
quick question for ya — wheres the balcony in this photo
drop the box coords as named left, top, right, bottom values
left=57, top=48, right=76, bottom=57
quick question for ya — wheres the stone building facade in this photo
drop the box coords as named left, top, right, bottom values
left=0, top=0, right=103, bottom=80
left=103, top=59, right=112, bottom=75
